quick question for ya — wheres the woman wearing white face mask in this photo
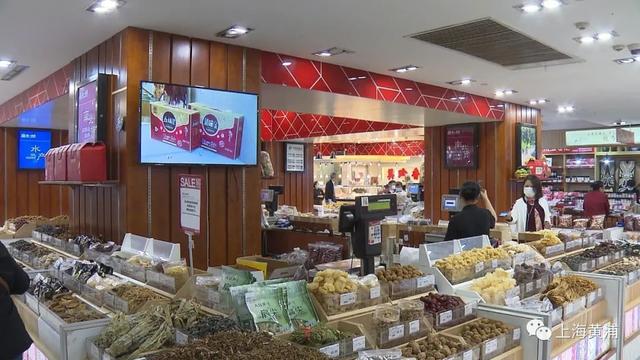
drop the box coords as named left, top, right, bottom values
left=505, top=175, right=551, bottom=233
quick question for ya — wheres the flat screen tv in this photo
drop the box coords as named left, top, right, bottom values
left=139, top=81, right=259, bottom=166
left=17, top=129, right=51, bottom=170
left=444, top=124, right=479, bottom=169
left=77, top=74, right=109, bottom=143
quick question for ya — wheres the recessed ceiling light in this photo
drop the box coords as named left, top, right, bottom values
left=390, top=65, right=420, bottom=73
left=347, top=75, right=367, bottom=81
left=460, top=79, right=472, bottom=86
left=541, top=0, right=562, bottom=9
left=0, top=60, right=14, bottom=68
left=558, top=105, right=575, bottom=113
left=405, top=87, right=414, bottom=91
left=504, top=90, right=513, bottom=95
left=312, top=47, right=353, bottom=57
left=614, top=57, right=636, bottom=64
left=357, top=76, right=366, bottom=80
left=447, top=79, right=475, bottom=86
left=529, top=100, right=538, bottom=105
left=596, top=32, right=613, bottom=41
left=281, top=61, right=292, bottom=67
left=87, top=0, right=125, bottom=13
left=216, top=25, right=254, bottom=39
left=495, top=90, right=505, bottom=97
left=579, top=36, right=595, bottom=44
left=522, top=4, right=542, bottom=13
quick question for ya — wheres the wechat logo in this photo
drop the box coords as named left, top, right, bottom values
left=527, top=319, right=552, bottom=341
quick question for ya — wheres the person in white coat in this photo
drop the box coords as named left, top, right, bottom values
left=505, top=175, right=551, bottom=233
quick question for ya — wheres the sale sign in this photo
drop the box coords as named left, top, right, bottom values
left=179, top=174, right=202, bottom=234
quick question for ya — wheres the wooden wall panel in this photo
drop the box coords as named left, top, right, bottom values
left=423, top=104, right=542, bottom=222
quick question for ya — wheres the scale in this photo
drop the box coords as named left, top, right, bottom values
left=338, top=194, right=398, bottom=275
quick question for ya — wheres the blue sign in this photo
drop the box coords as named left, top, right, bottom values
left=18, top=129, right=51, bottom=170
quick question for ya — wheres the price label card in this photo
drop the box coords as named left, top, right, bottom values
left=370, top=286, right=381, bottom=299
left=526, top=282, right=534, bottom=293
left=464, top=303, right=474, bottom=316
left=588, top=292, right=596, bottom=304
left=409, top=320, right=420, bottom=334
left=319, top=343, right=340, bottom=358
left=439, top=310, right=453, bottom=324
left=352, top=336, right=366, bottom=352
left=463, top=350, right=473, bottom=360
left=417, top=275, right=434, bottom=289
left=581, top=263, right=588, bottom=271
left=475, top=262, right=484, bottom=273
left=536, top=278, right=542, bottom=289
left=388, top=324, right=405, bottom=341
left=598, top=288, right=602, bottom=297
left=404, top=234, right=409, bottom=242
left=513, top=328, right=521, bottom=341
left=340, top=292, right=356, bottom=306
left=492, top=259, right=498, bottom=268
left=485, top=339, right=498, bottom=355
left=175, top=330, right=189, bottom=345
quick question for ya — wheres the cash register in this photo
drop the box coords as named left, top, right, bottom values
left=407, top=183, right=424, bottom=202
left=262, top=185, right=284, bottom=216
left=339, top=194, right=397, bottom=275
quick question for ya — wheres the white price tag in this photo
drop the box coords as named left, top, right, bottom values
left=526, top=282, right=534, bottom=293
left=404, top=234, right=409, bottom=242
left=409, top=320, right=420, bottom=334
left=370, top=286, right=381, bottom=299
left=464, top=303, right=474, bottom=316
left=439, top=310, right=453, bottom=324
left=352, top=336, right=366, bottom=351
left=513, top=328, right=521, bottom=341
left=536, top=278, right=542, bottom=289
left=340, top=292, right=356, bottom=306
left=485, top=339, right=498, bottom=355
left=388, top=324, right=405, bottom=341
left=417, top=275, right=434, bottom=289
left=175, top=330, right=189, bottom=345
left=598, top=288, right=602, bottom=297
left=463, top=350, right=473, bottom=360
left=208, top=290, right=220, bottom=304
left=588, top=292, right=596, bottom=304
left=492, top=259, right=498, bottom=268
left=581, top=263, right=588, bottom=271
left=475, top=262, right=484, bottom=273
left=319, top=343, right=340, bottom=358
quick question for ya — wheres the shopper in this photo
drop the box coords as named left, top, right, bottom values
left=444, top=181, right=497, bottom=241
left=0, top=241, right=32, bottom=360
left=313, top=181, right=324, bottom=205
left=583, top=181, right=610, bottom=217
left=324, top=173, right=336, bottom=203
left=505, top=175, right=551, bottom=232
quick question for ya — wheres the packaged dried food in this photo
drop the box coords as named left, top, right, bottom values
left=589, top=215, right=606, bottom=230
left=307, top=242, right=343, bottom=268
left=46, top=293, right=104, bottom=323
left=269, top=280, right=318, bottom=328
left=246, top=286, right=293, bottom=334
left=559, top=215, right=573, bottom=228
left=435, top=247, right=511, bottom=284
left=540, top=275, right=598, bottom=307
left=573, top=218, right=589, bottom=230
left=374, top=304, right=400, bottom=328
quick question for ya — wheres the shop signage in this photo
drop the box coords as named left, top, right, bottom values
left=444, top=124, right=478, bottom=169
left=179, top=174, right=202, bottom=234
left=77, top=80, right=98, bottom=143
left=543, top=147, right=595, bottom=154
left=566, top=128, right=637, bottom=146
left=285, top=142, right=305, bottom=172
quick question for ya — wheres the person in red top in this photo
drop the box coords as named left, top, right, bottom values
left=583, top=181, right=610, bottom=217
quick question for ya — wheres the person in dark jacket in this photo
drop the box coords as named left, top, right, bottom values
left=444, top=181, right=497, bottom=242
left=0, top=241, right=32, bottom=360
left=583, top=181, right=610, bottom=217
left=313, top=181, right=325, bottom=205
left=324, top=173, right=336, bottom=202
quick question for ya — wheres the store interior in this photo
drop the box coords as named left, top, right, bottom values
left=1, top=1, right=640, bottom=360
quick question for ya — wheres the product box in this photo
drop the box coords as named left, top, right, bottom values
left=150, top=101, right=201, bottom=151
left=189, top=103, right=244, bottom=159
left=45, top=148, right=56, bottom=181
left=67, top=143, right=107, bottom=182
left=54, top=145, right=71, bottom=181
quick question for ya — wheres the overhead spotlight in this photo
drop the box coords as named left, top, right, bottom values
left=530, top=99, right=548, bottom=105
left=495, top=90, right=505, bottom=97
left=0, top=60, right=15, bottom=68
left=216, top=25, right=254, bottom=39
left=405, top=87, right=414, bottom=91
left=522, top=4, right=542, bottom=13
left=579, top=36, right=595, bottom=44
left=87, top=0, right=125, bottom=13
left=541, top=0, right=562, bottom=9
left=614, top=57, right=636, bottom=64
left=529, top=100, right=538, bottom=105
left=447, top=79, right=475, bottom=86
left=281, top=61, right=292, bottom=67
left=504, top=90, right=513, bottom=95
left=390, top=65, right=420, bottom=73
left=460, top=79, right=472, bottom=86
left=596, top=32, right=613, bottom=41
left=558, top=105, right=575, bottom=113
left=312, top=47, right=353, bottom=57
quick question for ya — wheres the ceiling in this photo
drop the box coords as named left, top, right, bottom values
left=1, top=0, right=639, bottom=130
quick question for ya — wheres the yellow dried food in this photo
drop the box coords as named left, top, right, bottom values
left=307, top=269, right=358, bottom=295
left=540, top=275, right=598, bottom=307
left=435, top=247, right=509, bottom=271
left=375, top=265, right=423, bottom=282
left=470, top=269, right=517, bottom=305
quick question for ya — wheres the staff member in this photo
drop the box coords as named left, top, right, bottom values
left=324, top=173, right=336, bottom=203
left=583, top=181, right=610, bottom=217
left=444, top=181, right=497, bottom=241
left=505, top=175, right=551, bottom=232
left=0, top=241, right=32, bottom=360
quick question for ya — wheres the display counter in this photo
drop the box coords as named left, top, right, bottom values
left=262, top=227, right=350, bottom=259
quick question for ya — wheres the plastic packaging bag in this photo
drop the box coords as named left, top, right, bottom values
left=589, top=215, right=605, bottom=230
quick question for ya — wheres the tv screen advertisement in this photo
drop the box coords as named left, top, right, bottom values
left=77, top=74, right=109, bottom=143
left=140, top=81, right=258, bottom=166
left=445, top=124, right=478, bottom=169
left=17, top=129, right=51, bottom=170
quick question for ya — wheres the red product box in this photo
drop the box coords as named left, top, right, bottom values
left=54, top=145, right=70, bottom=181
left=67, top=143, right=107, bottom=182
left=150, top=102, right=201, bottom=152
left=189, top=103, right=244, bottom=159
left=44, top=148, right=56, bottom=181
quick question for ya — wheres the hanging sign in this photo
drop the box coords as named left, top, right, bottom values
left=179, top=174, right=202, bottom=234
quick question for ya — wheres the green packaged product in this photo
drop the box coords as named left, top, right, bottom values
left=269, top=280, right=318, bottom=328
left=246, top=287, right=293, bottom=334
left=230, top=279, right=288, bottom=330
left=221, top=266, right=257, bottom=290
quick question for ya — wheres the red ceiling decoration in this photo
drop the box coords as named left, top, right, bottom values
left=313, top=140, right=425, bottom=157
left=262, top=51, right=506, bottom=121
left=0, top=63, right=73, bottom=124
left=261, top=109, right=417, bottom=141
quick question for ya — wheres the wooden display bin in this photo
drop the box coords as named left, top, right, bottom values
left=441, top=318, right=521, bottom=360
left=280, top=321, right=371, bottom=358
left=343, top=312, right=432, bottom=349
left=290, top=216, right=340, bottom=234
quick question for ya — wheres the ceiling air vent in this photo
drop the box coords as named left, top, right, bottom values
left=409, top=18, right=581, bottom=70
left=1, top=65, right=29, bottom=81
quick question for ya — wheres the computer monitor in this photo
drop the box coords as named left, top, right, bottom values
left=441, top=194, right=462, bottom=212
